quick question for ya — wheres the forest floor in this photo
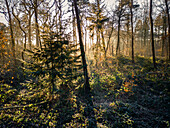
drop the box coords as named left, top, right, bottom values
left=0, top=56, right=170, bottom=127
left=89, top=56, right=170, bottom=128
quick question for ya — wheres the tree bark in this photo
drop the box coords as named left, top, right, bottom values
left=73, top=0, right=91, bottom=95
left=28, top=10, right=32, bottom=50
left=5, top=0, right=16, bottom=65
left=73, top=0, right=97, bottom=127
left=59, top=0, right=62, bottom=33
left=106, top=24, right=114, bottom=56
left=12, top=8, right=27, bottom=67
left=101, top=29, right=106, bottom=58
left=130, top=0, right=134, bottom=63
left=165, top=0, right=170, bottom=60
left=149, top=0, right=156, bottom=69
left=72, top=2, right=77, bottom=46
left=116, top=15, right=121, bottom=56
left=34, top=0, right=41, bottom=48
left=162, top=15, right=166, bottom=57
left=23, top=0, right=33, bottom=50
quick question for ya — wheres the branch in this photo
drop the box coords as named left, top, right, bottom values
left=0, top=11, right=7, bottom=14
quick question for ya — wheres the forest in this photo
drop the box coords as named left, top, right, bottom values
left=0, top=0, right=169, bottom=127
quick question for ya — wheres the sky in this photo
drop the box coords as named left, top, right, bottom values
left=0, top=14, right=6, bottom=25
left=0, top=0, right=116, bottom=25
left=0, top=0, right=158, bottom=26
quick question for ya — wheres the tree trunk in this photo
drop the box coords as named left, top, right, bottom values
left=162, top=15, right=166, bottom=57
left=112, top=42, right=114, bottom=56
left=34, top=0, right=41, bottom=48
left=55, top=0, right=58, bottom=33
left=73, top=0, right=91, bottom=95
left=5, top=0, right=16, bottom=65
left=12, top=9, right=27, bottom=67
left=101, top=30, right=106, bottom=58
left=73, top=0, right=97, bottom=127
left=28, top=10, right=32, bottom=50
left=106, top=23, right=114, bottom=57
left=149, top=0, right=156, bottom=69
left=130, top=0, right=134, bottom=63
left=126, top=14, right=130, bottom=56
left=165, top=0, right=170, bottom=60
left=116, top=15, right=121, bottom=56
left=72, top=2, right=77, bottom=46
left=59, top=0, right=62, bottom=33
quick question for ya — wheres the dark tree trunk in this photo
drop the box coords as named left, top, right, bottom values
left=130, top=0, right=134, bottom=63
left=34, top=0, right=41, bottom=48
left=28, top=10, right=32, bottom=50
left=165, top=0, right=170, bottom=60
left=59, top=0, right=62, bottom=33
left=72, top=2, right=77, bottom=46
left=5, top=0, right=16, bottom=65
left=106, top=24, right=114, bottom=56
left=73, top=0, right=97, bottom=127
left=73, top=0, right=91, bottom=96
left=149, top=0, right=156, bottom=69
left=101, top=30, right=106, bottom=58
left=12, top=9, right=27, bottom=67
left=112, top=42, right=114, bottom=56
left=126, top=14, right=130, bottom=56
left=116, top=15, right=121, bottom=56
left=162, top=15, right=166, bottom=57
left=55, top=0, right=58, bottom=33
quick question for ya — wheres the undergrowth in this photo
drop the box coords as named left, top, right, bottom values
left=0, top=56, right=169, bottom=127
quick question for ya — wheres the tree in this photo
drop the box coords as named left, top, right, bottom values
left=73, top=0, right=97, bottom=127
left=87, top=0, right=108, bottom=66
left=162, top=12, right=167, bottom=57
left=115, top=0, right=127, bottom=56
left=130, top=0, right=134, bottom=63
left=12, top=4, right=27, bottom=64
left=5, top=0, right=16, bottom=65
left=22, top=0, right=34, bottom=50
left=135, top=19, right=143, bottom=55
left=0, top=23, right=7, bottom=65
left=164, top=0, right=170, bottom=60
left=31, top=0, right=41, bottom=48
left=105, top=11, right=115, bottom=57
left=154, top=13, right=164, bottom=56
left=149, top=0, right=156, bottom=68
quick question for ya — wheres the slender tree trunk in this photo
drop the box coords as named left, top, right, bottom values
left=85, top=7, right=87, bottom=52
left=116, top=15, right=121, bottom=56
left=34, top=0, right=41, bottom=48
left=162, top=15, right=166, bottom=57
left=72, top=2, right=77, bottom=46
left=59, top=0, right=62, bottom=34
left=73, top=0, right=90, bottom=94
left=143, top=26, right=146, bottom=57
left=28, top=10, right=32, bottom=50
left=12, top=9, right=27, bottom=67
left=101, top=30, right=106, bottom=58
left=95, top=29, right=99, bottom=68
left=165, top=0, right=170, bottom=60
left=55, top=0, right=58, bottom=33
left=149, top=0, right=156, bottom=69
left=105, top=24, right=114, bottom=57
left=127, top=14, right=130, bottom=56
left=112, top=41, right=114, bottom=56
left=73, top=0, right=97, bottom=127
left=130, top=0, right=134, bottom=63
left=5, top=0, right=16, bottom=65
left=140, top=26, right=143, bottom=56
